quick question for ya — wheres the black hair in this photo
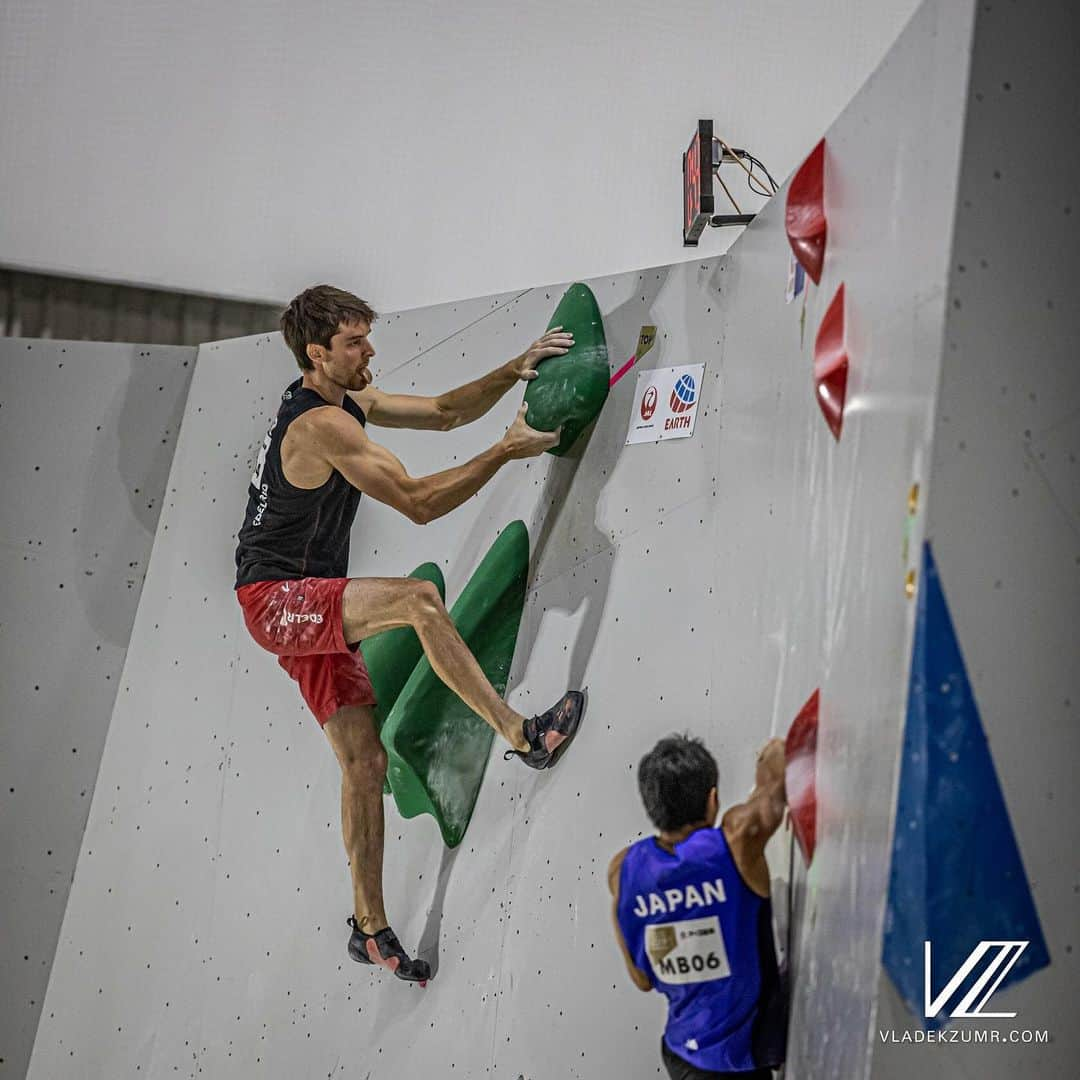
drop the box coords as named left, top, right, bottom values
left=637, top=734, right=718, bottom=832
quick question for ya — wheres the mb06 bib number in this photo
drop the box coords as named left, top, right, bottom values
left=645, top=916, right=731, bottom=985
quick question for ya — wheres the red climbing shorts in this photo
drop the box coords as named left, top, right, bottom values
left=236, top=577, right=376, bottom=726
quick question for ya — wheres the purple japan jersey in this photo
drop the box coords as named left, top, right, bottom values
left=616, top=828, right=786, bottom=1073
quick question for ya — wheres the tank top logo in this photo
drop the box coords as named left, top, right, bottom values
left=251, top=417, right=277, bottom=489
left=250, top=418, right=277, bottom=526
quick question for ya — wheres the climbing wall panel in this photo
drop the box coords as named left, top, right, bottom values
left=873, top=1, right=1079, bottom=1074
left=0, top=339, right=194, bottom=1080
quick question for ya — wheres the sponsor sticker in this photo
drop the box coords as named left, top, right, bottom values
left=627, top=363, right=706, bottom=445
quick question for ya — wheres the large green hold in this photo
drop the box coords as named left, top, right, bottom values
left=522, top=282, right=608, bottom=455
left=380, top=522, right=530, bottom=847
left=360, top=562, right=446, bottom=794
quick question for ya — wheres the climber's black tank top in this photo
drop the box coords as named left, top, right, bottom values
left=235, top=379, right=366, bottom=587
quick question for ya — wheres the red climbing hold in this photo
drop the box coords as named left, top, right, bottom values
left=813, top=284, right=848, bottom=441
left=785, top=690, right=819, bottom=865
left=785, top=139, right=827, bottom=285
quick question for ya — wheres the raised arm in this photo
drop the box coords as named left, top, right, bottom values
left=309, top=402, right=558, bottom=524
left=720, top=738, right=787, bottom=898
left=607, top=848, right=654, bottom=992
left=351, top=328, right=573, bottom=430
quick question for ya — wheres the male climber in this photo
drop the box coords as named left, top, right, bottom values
left=234, top=285, right=586, bottom=984
left=608, top=735, right=788, bottom=1079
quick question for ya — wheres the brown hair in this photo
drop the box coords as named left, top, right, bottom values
left=280, top=285, right=378, bottom=371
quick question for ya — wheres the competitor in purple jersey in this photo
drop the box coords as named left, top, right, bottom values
left=235, top=286, right=586, bottom=983
left=608, top=736, right=788, bottom=1078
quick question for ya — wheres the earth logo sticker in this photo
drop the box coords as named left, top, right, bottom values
left=669, top=373, right=697, bottom=414
left=626, top=364, right=707, bottom=445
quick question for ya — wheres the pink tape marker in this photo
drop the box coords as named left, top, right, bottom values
left=609, top=325, right=657, bottom=387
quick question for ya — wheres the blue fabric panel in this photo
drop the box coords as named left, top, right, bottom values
left=882, top=541, right=1049, bottom=1029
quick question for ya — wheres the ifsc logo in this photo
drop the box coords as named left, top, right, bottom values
left=669, top=373, right=698, bottom=414
left=924, top=940, right=1028, bottom=1020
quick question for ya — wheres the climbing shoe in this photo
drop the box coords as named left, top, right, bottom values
left=346, top=917, right=430, bottom=984
left=504, top=689, right=586, bottom=770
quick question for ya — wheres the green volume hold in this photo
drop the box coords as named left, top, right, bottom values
left=522, top=282, right=609, bottom=455
left=380, top=522, right=530, bottom=847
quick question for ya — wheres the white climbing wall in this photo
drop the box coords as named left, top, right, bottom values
left=26, top=0, right=984, bottom=1076
left=872, top=0, right=1080, bottom=1074
left=0, top=340, right=195, bottom=1079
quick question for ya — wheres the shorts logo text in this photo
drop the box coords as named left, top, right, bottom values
left=280, top=611, right=324, bottom=625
